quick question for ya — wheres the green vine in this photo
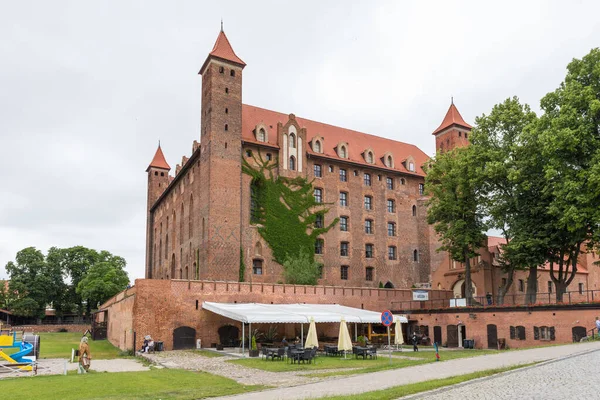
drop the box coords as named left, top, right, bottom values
left=242, top=154, right=338, bottom=282
left=239, top=247, right=245, bottom=282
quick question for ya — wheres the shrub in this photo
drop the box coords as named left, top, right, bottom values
left=251, top=335, right=257, bottom=351
left=58, top=328, right=68, bottom=333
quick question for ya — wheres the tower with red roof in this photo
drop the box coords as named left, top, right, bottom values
left=432, top=100, right=472, bottom=152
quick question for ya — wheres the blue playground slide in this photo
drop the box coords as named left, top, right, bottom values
left=9, top=341, right=33, bottom=363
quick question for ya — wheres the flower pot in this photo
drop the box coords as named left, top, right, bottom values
left=249, top=349, right=259, bottom=357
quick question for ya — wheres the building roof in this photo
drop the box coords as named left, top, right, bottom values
left=146, top=145, right=171, bottom=171
left=242, top=104, right=429, bottom=176
left=199, top=29, right=246, bottom=75
left=432, top=103, right=472, bottom=135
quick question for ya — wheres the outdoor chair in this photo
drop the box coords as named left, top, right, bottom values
left=272, top=347, right=285, bottom=361
left=300, top=349, right=314, bottom=364
left=261, top=347, right=270, bottom=360
left=366, top=346, right=377, bottom=359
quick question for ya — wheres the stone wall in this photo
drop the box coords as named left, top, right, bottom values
left=101, top=279, right=453, bottom=351
left=9, top=324, right=91, bottom=333
left=409, top=305, right=600, bottom=349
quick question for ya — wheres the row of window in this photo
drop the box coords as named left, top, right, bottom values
left=314, top=164, right=423, bottom=193
left=218, top=66, right=236, bottom=77
left=314, top=189, right=421, bottom=213
left=252, top=259, right=377, bottom=282
left=314, top=240, right=419, bottom=261
left=509, top=325, right=555, bottom=341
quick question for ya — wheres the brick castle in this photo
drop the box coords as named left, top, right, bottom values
left=144, top=28, right=475, bottom=289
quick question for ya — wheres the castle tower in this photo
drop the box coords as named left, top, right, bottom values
left=197, top=28, right=245, bottom=280
left=432, top=100, right=472, bottom=152
left=145, top=144, right=171, bottom=278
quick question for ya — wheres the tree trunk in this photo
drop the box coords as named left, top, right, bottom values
left=555, top=282, right=566, bottom=303
left=497, top=267, right=515, bottom=305
left=464, top=251, right=474, bottom=306
left=526, top=265, right=538, bottom=304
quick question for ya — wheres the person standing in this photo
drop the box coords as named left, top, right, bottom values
left=412, top=333, right=419, bottom=352
left=595, top=317, right=600, bottom=338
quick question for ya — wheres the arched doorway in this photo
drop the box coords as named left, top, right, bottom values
left=572, top=326, right=587, bottom=342
left=446, top=325, right=458, bottom=347
left=384, top=281, right=394, bottom=289
left=487, top=324, right=498, bottom=349
left=452, top=279, right=477, bottom=298
left=433, top=326, right=442, bottom=345
left=173, top=326, right=196, bottom=350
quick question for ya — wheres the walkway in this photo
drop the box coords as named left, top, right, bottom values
left=213, top=341, right=600, bottom=400
left=414, top=346, right=600, bottom=399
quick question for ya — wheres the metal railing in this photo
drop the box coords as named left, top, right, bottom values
left=391, top=289, right=600, bottom=311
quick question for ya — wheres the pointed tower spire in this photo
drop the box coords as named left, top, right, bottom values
left=146, top=144, right=171, bottom=171
left=199, top=28, right=246, bottom=74
left=432, top=101, right=472, bottom=135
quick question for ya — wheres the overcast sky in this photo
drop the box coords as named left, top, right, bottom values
left=1, top=0, right=599, bottom=281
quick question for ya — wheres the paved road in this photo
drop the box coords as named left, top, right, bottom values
left=411, top=347, right=600, bottom=399
left=213, top=341, right=600, bottom=400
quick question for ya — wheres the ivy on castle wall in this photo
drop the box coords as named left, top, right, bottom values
left=242, top=154, right=338, bottom=282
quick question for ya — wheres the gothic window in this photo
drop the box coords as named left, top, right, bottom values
left=315, top=239, right=324, bottom=255
left=252, top=259, right=263, bottom=275
left=365, top=244, right=374, bottom=258
left=413, top=249, right=419, bottom=262
left=289, top=156, right=296, bottom=171
left=289, top=133, right=296, bottom=148
left=338, top=145, right=347, bottom=159
left=412, top=205, right=417, bottom=216
left=340, top=266, right=349, bottom=280
left=314, top=140, right=322, bottom=153
left=386, top=155, right=393, bottom=168
left=340, top=216, right=348, bottom=231
left=250, top=182, right=259, bottom=223
left=257, top=128, right=266, bottom=142
left=365, top=151, right=374, bottom=164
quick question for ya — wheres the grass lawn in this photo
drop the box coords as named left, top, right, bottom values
left=3, top=332, right=122, bottom=359
left=189, top=349, right=226, bottom=358
left=0, top=369, right=266, bottom=400
left=319, top=363, right=538, bottom=399
left=230, top=355, right=428, bottom=376
left=230, top=348, right=502, bottom=377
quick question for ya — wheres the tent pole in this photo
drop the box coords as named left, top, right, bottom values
left=242, top=323, right=245, bottom=357
left=301, top=323, right=304, bottom=345
left=249, top=322, right=252, bottom=353
left=355, top=323, right=357, bottom=341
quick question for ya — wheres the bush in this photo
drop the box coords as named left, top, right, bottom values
left=283, top=249, right=320, bottom=285
left=58, top=328, right=68, bottom=333
left=251, top=336, right=257, bottom=351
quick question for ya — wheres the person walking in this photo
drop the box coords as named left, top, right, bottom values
left=595, top=317, right=600, bottom=339
left=412, top=333, right=419, bottom=352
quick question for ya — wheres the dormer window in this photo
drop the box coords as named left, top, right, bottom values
left=385, top=154, right=394, bottom=168
left=409, top=162, right=414, bottom=172
left=365, top=151, right=374, bottom=164
left=313, top=139, right=322, bottom=153
left=257, top=128, right=266, bottom=142
left=337, top=143, right=348, bottom=159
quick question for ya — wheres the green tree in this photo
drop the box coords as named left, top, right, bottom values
left=76, top=257, right=129, bottom=311
left=425, top=147, right=487, bottom=305
left=469, top=97, right=541, bottom=304
left=537, top=48, right=600, bottom=301
left=0, top=281, right=15, bottom=310
left=282, top=249, right=321, bottom=285
left=5, top=247, right=63, bottom=318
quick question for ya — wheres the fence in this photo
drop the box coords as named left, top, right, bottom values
left=391, top=289, right=600, bottom=311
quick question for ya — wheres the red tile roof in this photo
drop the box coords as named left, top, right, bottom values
left=242, top=104, right=430, bottom=176
left=147, top=145, right=171, bottom=171
left=432, top=103, right=472, bottom=135
left=207, top=30, right=245, bottom=67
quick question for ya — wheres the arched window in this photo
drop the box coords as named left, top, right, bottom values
left=255, top=242, right=262, bottom=256
left=289, top=133, right=296, bottom=148
left=366, top=151, right=373, bottom=164
left=257, top=128, right=266, bottom=142
left=413, top=249, right=419, bottom=262
left=314, top=140, right=321, bottom=153
left=339, top=146, right=347, bottom=158
left=180, top=203, right=184, bottom=243
left=386, top=155, right=393, bottom=167
left=400, top=178, right=406, bottom=185
left=225, top=124, right=228, bottom=131
left=230, top=70, right=235, bottom=77
left=165, top=234, right=169, bottom=257
left=412, top=205, right=417, bottom=216
left=185, top=266, right=189, bottom=279
left=289, top=156, right=296, bottom=171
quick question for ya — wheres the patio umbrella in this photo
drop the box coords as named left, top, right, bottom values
left=394, top=316, right=404, bottom=350
left=305, top=317, right=319, bottom=348
left=337, top=317, right=353, bottom=358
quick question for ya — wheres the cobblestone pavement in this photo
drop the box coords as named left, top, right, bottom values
left=141, top=351, right=349, bottom=387
left=410, top=347, right=600, bottom=400
left=212, top=341, right=600, bottom=400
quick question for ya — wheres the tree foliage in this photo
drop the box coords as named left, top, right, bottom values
left=76, top=257, right=129, bottom=310
left=282, top=249, right=321, bottom=285
left=4, top=246, right=130, bottom=317
left=425, top=147, right=487, bottom=304
left=242, top=154, right=337, bottom=283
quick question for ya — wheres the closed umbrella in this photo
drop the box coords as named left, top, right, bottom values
left=305, top=317, right=319, bottom=348
left=394, top=316, right=404, bottom=350
left=337, top=317, right=353, bottom=358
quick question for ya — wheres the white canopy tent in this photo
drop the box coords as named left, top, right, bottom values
left=201, top=302, right=408, bottom=356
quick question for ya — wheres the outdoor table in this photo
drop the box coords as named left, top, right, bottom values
left=289, top=349, right=304, bottom=364
left=265, top=348, right=279, bottom=360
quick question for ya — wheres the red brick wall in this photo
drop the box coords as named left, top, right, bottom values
left=412, top=306, right=600, bottom=349
left=103, top=279, right=452, bottom=351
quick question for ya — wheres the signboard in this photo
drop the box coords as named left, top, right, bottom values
left=412, top=290, right=429, bottom=301
left=381, top=310, right=393, bottom=327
